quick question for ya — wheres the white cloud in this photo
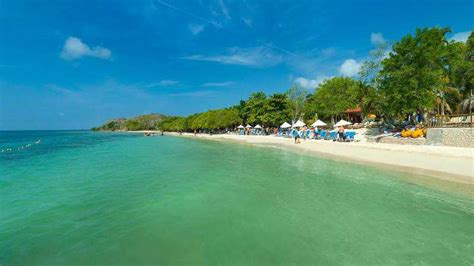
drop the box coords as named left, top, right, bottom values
left=145, top=80, right=179, bottom=87
left=201, top=81, right=234, bottom=87
left=339, top=59, right=361, bottom=77
left=181, top=46, right=283, bottom=67
left=60, top=37, right=111, bottom=60
left=189, top=24, right=205, bottom=35
left=371, top=32, right=386, bottom=45
left=169, top=90, right=215, bottom=97
left=218, top=0, right=231, bottom=20
left=294, top=76, right=331, bottom=89
left=241, top=18, right=252, bottom=27
left=450, top=31, right=471, bottom=42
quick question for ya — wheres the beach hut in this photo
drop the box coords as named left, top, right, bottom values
left=292, top=120, right=306, bottom=128
left=334, top=119, right=352, bottom=127
left=280, top=122, right=291, bottom=128
left=312, top=119, right=327, bottom=127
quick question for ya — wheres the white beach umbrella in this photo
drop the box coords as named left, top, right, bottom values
left=334, top=119, right=352, bottom=127
left=312, top=119, right=327, bottom=127
left=254, top=124, right=262, bottom=129
left=292, top=120, right=306, bottom=128
left=237, top=125, right=245, bottom=129
left=280, top=122, right=291, bottom=128
left=245, top=124, right=252, bottom=128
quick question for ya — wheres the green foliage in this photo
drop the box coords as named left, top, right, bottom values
left=378, top=27, right=452, bottom=118
left=157, top=108, right=242, bottom=132
left=447, top=32, right=474, bottom=99
left=304, top=77, right=361, bottom=121
left=92, top=114, right=164, bottom=131
left=240, top=92, right=267, bottom=125
left=261, top=93, right=292, bottom=127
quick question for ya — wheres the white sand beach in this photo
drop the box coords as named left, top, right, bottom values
left=166, top=132, right=474, bottom=184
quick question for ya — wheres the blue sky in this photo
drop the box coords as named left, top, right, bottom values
left=0, top=0, right=472, bottom=130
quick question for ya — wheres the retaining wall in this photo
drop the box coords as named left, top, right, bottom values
left=426, top=128, right=474, bottom=148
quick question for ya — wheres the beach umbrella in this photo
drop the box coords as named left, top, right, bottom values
left=245, top=124, right=252, bottom=128
left=237, top=125, right=245, bottom=129
left=312, top=119, right=327, bottom=127
left=280, top=122, right=291, bottom=128
left=254, top=124, right=262, bottom=129
left=292, top=120, right=306, bottom=128
left=334, top=119, right=352, bottom=127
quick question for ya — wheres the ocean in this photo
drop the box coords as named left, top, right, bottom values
left=0, top=131, right=472, bottom=265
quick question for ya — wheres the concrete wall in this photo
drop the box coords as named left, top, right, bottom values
left=426, top=128, right=474, bottom=148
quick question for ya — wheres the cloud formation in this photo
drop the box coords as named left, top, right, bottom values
left=339, top=59, right=361, bottom=77
left=241, top=18, right=252, bottom=27
left=154, top=0, right=222, bottom=28
left=145, top=80, right=179, bottom=88
left=450, top=31, right=471, bottom=42
left=370, top=32, right=386, bottom=45
left=169, top=90, right=215, bottom=97
left=294, top=76, right=330, bottom=89
left=201, top=81, right=234, bottom=87
left=182, top=46, right=283, bottom=67
left=60, top=37, right=111, bottom=60
left=218, top=0, right=231, bottom=20
left=189, top=24, right=205, bottom=35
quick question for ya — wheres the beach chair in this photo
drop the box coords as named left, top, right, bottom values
left=320, top=130, right=327, bottom=140
left=346, top=131, right=356, bottom=141
left=329, top=131, right=337, bottom=140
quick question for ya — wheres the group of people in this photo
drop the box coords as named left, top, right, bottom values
left=238, top=125, right=351, bottom=144
left=286, top=126, right=347, bottom=144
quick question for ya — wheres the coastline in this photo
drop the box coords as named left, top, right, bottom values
left=162, top=132, right=474, bottom=185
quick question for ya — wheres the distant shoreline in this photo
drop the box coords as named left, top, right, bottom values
left=160, top=132, right=473, bottom=185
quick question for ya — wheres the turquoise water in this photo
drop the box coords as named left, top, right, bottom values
left=1, top=131, right=472, bottom=265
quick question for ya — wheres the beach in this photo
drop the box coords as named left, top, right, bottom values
left=168, top=132, right=474, bottom=184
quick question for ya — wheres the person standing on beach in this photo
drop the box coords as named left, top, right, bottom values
left=292, top=128, right=300, bottom=144
left=338, top=126, right=346, bottom=141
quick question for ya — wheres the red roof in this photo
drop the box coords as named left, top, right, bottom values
left=345, top=107, right=362, bottom=113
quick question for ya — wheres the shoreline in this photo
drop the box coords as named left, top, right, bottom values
left=163, top=132, right=473, bottom=185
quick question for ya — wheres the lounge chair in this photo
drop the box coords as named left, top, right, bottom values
left=320, top=131, right=327, bottom=140
left=346, top=131, right=356, bottom=141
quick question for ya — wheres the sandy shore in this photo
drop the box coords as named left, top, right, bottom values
left=167, top=132, right=474, bottom=184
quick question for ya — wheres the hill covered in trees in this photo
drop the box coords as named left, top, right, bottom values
left=91, top=114, right=166, bottom=131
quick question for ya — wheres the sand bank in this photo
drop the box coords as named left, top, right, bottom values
left=169, top=133, right=473, bottom=184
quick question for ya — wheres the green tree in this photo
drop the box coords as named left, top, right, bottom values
left=305, top=77, right=360, bottom=122
left=447, top=32, right=474, bottom=101
left=242, top=92, right=267, bottom=125
left=261, top=93, right=291, bottom=127
left=378, top=27, right=452, bottom=118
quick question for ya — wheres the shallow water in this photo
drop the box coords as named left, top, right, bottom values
left=1, top=131, right=473, bottom=265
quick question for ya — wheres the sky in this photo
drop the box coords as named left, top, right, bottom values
left=0, top=0, right=472, bottom=130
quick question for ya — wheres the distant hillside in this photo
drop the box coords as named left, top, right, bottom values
left=91, top=114, right=167, bottom=131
